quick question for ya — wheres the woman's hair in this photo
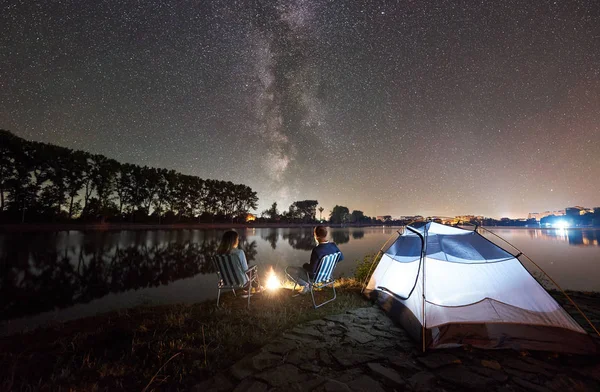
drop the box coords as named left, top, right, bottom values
left=217, top=230, right=239, bottom=254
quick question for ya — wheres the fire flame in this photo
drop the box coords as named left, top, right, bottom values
left=265, top=268, right=281, bottom=290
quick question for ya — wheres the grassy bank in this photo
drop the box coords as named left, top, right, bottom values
left=0, top=280, right=369, bottom=391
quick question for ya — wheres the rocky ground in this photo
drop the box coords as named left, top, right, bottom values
left=195, top=306, right=600, bottom=392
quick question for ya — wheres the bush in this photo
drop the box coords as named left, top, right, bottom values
left=354, top=253, right=382, bottom=284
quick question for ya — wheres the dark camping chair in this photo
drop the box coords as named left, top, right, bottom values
left=285, top=252, right=342, bottom=308
left=212, top=254, right=259, bottom=308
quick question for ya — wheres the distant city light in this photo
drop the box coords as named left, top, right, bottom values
left=554, top=220, right=569, bottom=229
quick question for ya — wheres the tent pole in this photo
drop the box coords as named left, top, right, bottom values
left=422, top=275, right=426, bottom=352
left=361, top=230, right=400, bottom=293
left=422, top=225, right=427, bottom=352
left=477, top=224, right=600, bottom=337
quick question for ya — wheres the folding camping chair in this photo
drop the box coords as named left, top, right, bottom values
left=212, top=254, right=260, bottom=308
left=285, top=252, right=342, bottom=309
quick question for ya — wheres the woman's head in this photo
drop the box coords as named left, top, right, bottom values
left=217, top=230, right=239, bottom=254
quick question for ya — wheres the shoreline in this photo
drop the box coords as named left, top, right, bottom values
left=1, top=222, right=599, bottom=232
left=0, top=222, right=383, bottom=232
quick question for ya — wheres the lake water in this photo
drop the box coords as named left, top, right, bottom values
left=1, top=226, right=599, bottom=335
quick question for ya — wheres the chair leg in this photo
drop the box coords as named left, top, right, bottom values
left=217, top=288, right=221, bottom=307
left=232, top=289, right=236, bottom=297
left=313, top=281, right=337, bottom=309
left=255, top=274, right=262, bottom=291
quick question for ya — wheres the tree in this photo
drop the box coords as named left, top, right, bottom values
left=289, top=200, right=319, bottom=222
left=39, top=145, right=77, bottom=218
left=203, top=179, right=221, bottom=216
left=0, top=130, right=18, bottom=213
left=141, top=166, right=160, bottom=213
left=89, top=155, right=119, bottom=219
left=64, top=151, right=88, bottom=219
left=350, top=210, right=366, bottom=223
left=115, top=163, right=135, bottom=216
left=81, top=154, right=96, bottom=216
left=233, top=185, right=258, bottom=218
left=318, top=206, right=324, bottom=221
left=329, top=205, right=350, bottom=224
left=262, top=202, right=279, bottom=220
left=6, top=139, right=49, bottom=221
left=0, top=130, right=261, bottom=224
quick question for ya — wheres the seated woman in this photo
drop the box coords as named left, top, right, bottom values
left=216, top=230, right=260, bottom=293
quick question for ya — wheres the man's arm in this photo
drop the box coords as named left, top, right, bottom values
left=335, top=244, right=344, bottom=261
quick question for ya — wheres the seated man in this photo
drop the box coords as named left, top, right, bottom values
left=286, top=225, right=344, bottom=294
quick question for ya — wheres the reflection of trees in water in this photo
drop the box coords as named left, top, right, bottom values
left=260, top=229, right=279, bottom=250
left=0, top=237, right=250, bottom=320
left=282, top=231, right=315, bottom=250
left=352, top=230, right=365, bottom=240
left=331, top=230, right=350, bottom=245
left=241, top=239, right=258, bottom=262
left=528, top=229, right=600, bottom=246
left=282, top=229, right=351, bottom=250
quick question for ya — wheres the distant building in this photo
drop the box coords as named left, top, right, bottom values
left=399, top=215, right=424, bottom=222
left=455, top=215, right=484, bottom=223
left=527, top=210, right=565, bottom=221
left=566, top=207, right=584, bottom=217
left=430, top=216, right=454, bottom=225
left=571, top=206, right=594, bottom=215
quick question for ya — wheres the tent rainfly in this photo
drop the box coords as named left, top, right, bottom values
left=364, top=222, right=597, bottom=354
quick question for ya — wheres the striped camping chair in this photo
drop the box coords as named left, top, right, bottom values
left=288, top=252, right=342, bottom=309
left=212, top=254, right=258, bottom=308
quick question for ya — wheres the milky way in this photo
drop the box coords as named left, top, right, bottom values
left=1, top=0, right=599, bottom=218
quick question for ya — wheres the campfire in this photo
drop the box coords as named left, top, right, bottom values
left=265, top=267, right=281, bottom=290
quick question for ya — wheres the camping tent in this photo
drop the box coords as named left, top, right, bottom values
left=365, top=222, right=597, bottom=354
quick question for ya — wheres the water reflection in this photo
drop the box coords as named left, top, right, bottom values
left=352, top=230, right=365, bottom=240
left=279, top=229, right=355, bottom=250
left=527, top=229, right=600, bottom=246
left=282, top=230, right=315, bottom=250
left=331, top=230, right=350, bottom=245
left=0, top=236, right=256, bottom=321
left=260, top=229, right=279, bottom=250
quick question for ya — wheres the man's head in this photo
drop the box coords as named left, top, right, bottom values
left=314, top=226, right=328, bottom=242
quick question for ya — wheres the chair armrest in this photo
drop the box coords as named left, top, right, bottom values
left=245, top=265, right=258, bottom=273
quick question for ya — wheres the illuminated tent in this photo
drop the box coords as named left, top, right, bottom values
left=365, top=222, right=597, bottom=354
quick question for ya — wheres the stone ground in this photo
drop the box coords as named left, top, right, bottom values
left=195, top=306, right=600, bottom=392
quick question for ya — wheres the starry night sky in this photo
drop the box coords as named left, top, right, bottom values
left=2, top=0, right=599, bottom=218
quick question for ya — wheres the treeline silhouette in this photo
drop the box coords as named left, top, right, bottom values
left=0, top=235, right=257, bottom=320
left=0, top=130, right=258, bottom=223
